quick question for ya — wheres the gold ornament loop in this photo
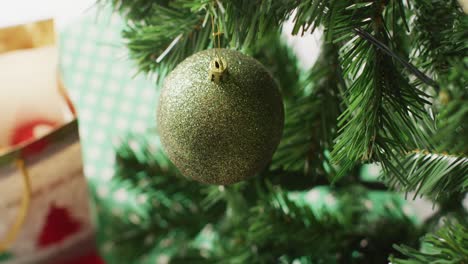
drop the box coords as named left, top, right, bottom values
left=0, top=159, right=32, bottom=253
left=209, top=56, right=227, bottom=83
left=209, top=11, right=227, bottom=83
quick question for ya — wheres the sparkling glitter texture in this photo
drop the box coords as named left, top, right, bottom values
left=157, top=49, right=284, bottom=185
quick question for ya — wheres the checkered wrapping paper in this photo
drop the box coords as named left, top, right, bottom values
left=59, top=7, right=164, bottom=262
left=60, top=9, right=156, bottom=186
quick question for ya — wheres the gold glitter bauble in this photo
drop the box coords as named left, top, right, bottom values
left=157, top=49, right=284, bottom=185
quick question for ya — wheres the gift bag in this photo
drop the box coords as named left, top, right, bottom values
left=0, top=20, right=95, bottom=264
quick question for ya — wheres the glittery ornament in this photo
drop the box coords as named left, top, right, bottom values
left=158, top=49, right=284, bottom=185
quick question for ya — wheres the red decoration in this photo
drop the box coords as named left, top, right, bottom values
left=37, top=204, right=82, bottom=248
left=58, top=250, right=106, bottom=264
left=9, top=119, right=56, bottom=155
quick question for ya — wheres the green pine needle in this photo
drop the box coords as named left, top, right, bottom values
left=411, top=0, right=468, bottom=90
left=273, top=43, right=343, bottom=180
left=388, top=151, right=468, bottom=200
left=328, top=1, right=433, bottom=182
left=390, top=221, right=468, bottom=264
left=95, top=134, right=222, bottom=263
left=385, top=100, right=468, bottom=200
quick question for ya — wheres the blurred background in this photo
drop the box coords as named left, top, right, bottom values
left=0, top=0, right=94, bottom=29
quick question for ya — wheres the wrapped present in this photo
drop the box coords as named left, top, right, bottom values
left=58, top=7, right=159, bottom=262
left=0, top=19, right=96, bottom=263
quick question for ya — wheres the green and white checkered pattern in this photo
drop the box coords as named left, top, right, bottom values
left=60, top=9, right=156, bottom=184
left=59, top=7, right=162, bottom=261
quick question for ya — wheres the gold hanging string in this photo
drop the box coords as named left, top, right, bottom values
left=208, top=3, right=227, bottom=83
left=0, top=159, right=32, bottom=253
left=210, top=7, right=223, bottom=51
left=210, top=15, right=218, bottom=50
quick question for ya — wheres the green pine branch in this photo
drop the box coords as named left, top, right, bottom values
left=100, top=0, right=168, bottom=20
left=117, top=0, right=336, bottom=85
left=385, top=99, right=468, bottom=199
left=272, top=42, right=343, bottom=180
left=390, top=221, right=468, bottom=264
left=106, top=137, right=420, bottom=263
left=434, top=100, right=468, bottom=154
left=95, top=134, right=223, bottom=263
left=114, top=134, right=225, bottom=228
left=120, top=0, right=293, bottom=85
left=328, top=0, right=432, bottom=181
left=122, top=4, right=208, bottom=84
left=377, top=0, right=468, bottom=200
left=248, top=31, right=302, bottom=99
left=411, top=0, right=468, bottom=90
left=170, top=184, right=419, bottom=263
left=387, top=151, right=468, bottom=200
left=238, top=186, right=342, bottom=262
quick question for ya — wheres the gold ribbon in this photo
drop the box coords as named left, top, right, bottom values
left=0, top=159, right=31, bottom=252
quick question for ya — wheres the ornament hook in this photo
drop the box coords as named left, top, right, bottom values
left=209, top=56, right=227, bottom=83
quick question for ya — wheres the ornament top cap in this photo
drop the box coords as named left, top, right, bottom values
left=209, top=56, right=227, bottom=83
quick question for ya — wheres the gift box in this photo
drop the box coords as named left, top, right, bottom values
left=0, top=20, right=95, bottom=263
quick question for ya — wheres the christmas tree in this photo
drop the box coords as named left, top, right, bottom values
left=96, top=0, right=467, bottom=263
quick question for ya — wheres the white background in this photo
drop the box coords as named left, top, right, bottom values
left=0, top=0, right=95, bottom=29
